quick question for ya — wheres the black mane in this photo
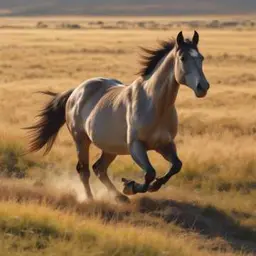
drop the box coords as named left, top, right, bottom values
left=138, top=38, right=195, bottom=77
left=138, top=39, right=175, bottom=77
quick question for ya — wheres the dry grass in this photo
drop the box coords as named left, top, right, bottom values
left=0, top=16, right=255, bottom=255
left=0, top=179, right=255, bottom=255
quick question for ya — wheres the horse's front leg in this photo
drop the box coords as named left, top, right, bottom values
left=122, top=140, right=156, bottom=195
left=148, top=142, right=182, bottom=192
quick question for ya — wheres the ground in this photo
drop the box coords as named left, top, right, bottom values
left=0, top=16, right=255, bottom=256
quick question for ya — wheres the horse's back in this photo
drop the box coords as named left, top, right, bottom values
left=67, top=77, right=123, bottom=111
left=71, top=77, right=123, bottom=102
left=66, top=77, right=129, bottom=154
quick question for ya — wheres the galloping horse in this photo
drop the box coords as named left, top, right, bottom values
left=26, top=31, right=210, bottom=202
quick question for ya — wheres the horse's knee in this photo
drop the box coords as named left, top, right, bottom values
left=76, top=162, right=83, bottom=173
left=92, top=159, right=104, bottom=178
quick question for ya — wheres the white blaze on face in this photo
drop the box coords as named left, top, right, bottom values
left=189, top=49, right=199, bottom=58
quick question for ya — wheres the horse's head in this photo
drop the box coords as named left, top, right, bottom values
left=174, top=31, right=210, bottom=98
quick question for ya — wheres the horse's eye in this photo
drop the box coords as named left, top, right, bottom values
left=180, top=56, right=186, bottom=62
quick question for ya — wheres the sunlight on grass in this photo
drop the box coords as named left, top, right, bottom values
left=0, top=201, right=202, bottom=256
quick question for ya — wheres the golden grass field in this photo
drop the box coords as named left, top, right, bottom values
left=0, top=17, right=255, bottom=255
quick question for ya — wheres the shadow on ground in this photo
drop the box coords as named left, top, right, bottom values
left=135, top=196, right=256, bottom=254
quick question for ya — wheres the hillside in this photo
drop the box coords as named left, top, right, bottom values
left=0, top=0, right=256, bottom=16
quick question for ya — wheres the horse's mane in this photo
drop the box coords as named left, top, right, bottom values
left=138, top=38, right=195, bottom=78
left=138, top=39, right=176, bottom=77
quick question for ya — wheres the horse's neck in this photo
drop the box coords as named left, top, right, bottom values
left=144, top=50, right=179, bottom=114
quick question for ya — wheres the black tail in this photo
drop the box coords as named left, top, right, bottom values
left=25, top=89, right=74, bottom=155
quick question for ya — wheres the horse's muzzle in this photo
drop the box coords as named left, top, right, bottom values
left=195, top=82, right=209, bottom=98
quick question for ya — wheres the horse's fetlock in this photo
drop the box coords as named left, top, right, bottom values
left=174, top=159, right=182, bottom=174
left=140, top=185, right=148, bottom=193
left=145, top=169, right=156, bottom=184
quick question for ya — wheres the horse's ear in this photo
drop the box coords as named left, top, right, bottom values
left=176, top=31, right=184, bottom=47
left=192, top=30, right=199, bottom=45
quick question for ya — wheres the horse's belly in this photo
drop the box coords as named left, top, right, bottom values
left=86, top=110, right=129, bottom=155
left=92, top=128, right=129, bottom=155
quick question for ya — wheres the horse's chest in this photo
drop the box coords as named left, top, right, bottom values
left=142, top=119, right=178, bottom=148
left=149, top=127, right=172, bottom=146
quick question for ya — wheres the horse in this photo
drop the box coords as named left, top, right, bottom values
left=26, top=31, right=210, bottom=203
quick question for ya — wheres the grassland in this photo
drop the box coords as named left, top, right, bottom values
left=0, top=17, right=255, bottom=255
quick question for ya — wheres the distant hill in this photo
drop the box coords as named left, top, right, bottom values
left=0, top=0, right=256, bottom=16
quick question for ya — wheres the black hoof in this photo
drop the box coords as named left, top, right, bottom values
left=115, top=194, right=131, bottom=204
left=148, top=178, right=163, bottom=192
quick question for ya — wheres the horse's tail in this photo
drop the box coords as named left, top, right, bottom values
left=24, top=88, right=74, bottom=155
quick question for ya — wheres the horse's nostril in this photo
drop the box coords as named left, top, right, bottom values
left=197, top=83, right=203, bottom=90
left=197, top=83, right=209, bottom=91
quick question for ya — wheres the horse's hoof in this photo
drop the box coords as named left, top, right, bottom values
left=115, top=194, right=130, bottom=204
left=148, top=179, right=163, bottom=192
left=122, top=179, right=136, bottom=195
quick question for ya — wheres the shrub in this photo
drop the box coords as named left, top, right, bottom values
left=0, top=141, right=36, bottom=178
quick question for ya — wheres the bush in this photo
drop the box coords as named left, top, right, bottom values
left=36, top=21, right=48, bottom=28
left=0, top=141, right=37, bottom=178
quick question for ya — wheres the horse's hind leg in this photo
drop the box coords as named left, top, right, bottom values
left=92, top=152, right=130, bottom=203
left=74, top=132, right=93, bottom=200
